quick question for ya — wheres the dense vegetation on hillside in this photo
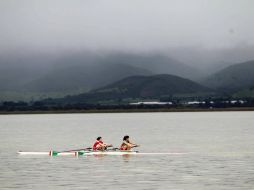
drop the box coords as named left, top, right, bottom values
left=48, top=74, right=212, bottom=104
left=203, top=60, right=254, bottom=95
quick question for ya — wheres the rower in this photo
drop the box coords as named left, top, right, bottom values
left=120, top=135, right=139, bottom=150
left=93, top=137, right=112, bottom=151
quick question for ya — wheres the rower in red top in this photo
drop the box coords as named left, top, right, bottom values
left=93, top=137, right=112, bottom=151
left=120, top=135, right=139, bottom=150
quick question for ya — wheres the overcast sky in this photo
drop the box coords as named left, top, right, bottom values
left=0, top=0, right=254, bottom=54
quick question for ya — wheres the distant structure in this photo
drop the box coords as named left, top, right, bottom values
left=225, top=100, right=246, bottom=104
left=186, top=101, right=206, bottom=105
left=129, top=101, right=173, bottom=105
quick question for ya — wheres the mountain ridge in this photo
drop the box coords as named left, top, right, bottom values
left=203, top=60, right=254, bottom=94
left=54, top=74, right=213, bottom=104
left=0, top=53, right=201, bottom=101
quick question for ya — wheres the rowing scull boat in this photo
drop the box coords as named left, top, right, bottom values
left=17, top=150, right=186, bottom=156
left=18, top=150, right=138, bottom=156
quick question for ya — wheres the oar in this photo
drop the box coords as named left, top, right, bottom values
left=107, top=145, right=139, bottom=151
left=106, top=147, right=119, bottom=151
left=60, top=147, right=92, bottom=153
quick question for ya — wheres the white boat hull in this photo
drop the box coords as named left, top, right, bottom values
left=17, top=151, right=186, bottom=156
left=17, top=151, right=138, bottom=156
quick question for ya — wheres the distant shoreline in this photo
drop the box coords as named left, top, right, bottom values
left=0, top=107, right=254, bottom=115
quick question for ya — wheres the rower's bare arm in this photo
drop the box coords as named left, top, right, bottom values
left=128, top=140, right=138, bottom=146
left=124, top=142, right=133, bottom=147
left=129, top=142, right=139, bottom=147
left=104, top=143, right=112, bottom=147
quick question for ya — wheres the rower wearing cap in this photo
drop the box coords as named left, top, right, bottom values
left=120, top=135, right=139, bottom=150
left=93, top=137, right=112, bottom=151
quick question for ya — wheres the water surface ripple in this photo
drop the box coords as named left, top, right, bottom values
left=0, top=112, right=253, bottom=189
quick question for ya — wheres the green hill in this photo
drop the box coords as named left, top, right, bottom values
left=204, top=60, right=254, bottom=95
left=57, top=74, right=212, bottom=104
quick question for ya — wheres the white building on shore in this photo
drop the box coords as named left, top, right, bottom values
left=129, top=101, right=173, bottom=105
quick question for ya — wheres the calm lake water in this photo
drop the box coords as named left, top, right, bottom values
left=0, top=112, right=254, bottom=190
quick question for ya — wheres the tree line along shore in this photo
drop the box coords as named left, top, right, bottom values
left=1, top=100, right=254, bottom=114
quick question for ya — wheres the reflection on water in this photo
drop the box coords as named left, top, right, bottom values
left=0, top=112, right=254, bottom=190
